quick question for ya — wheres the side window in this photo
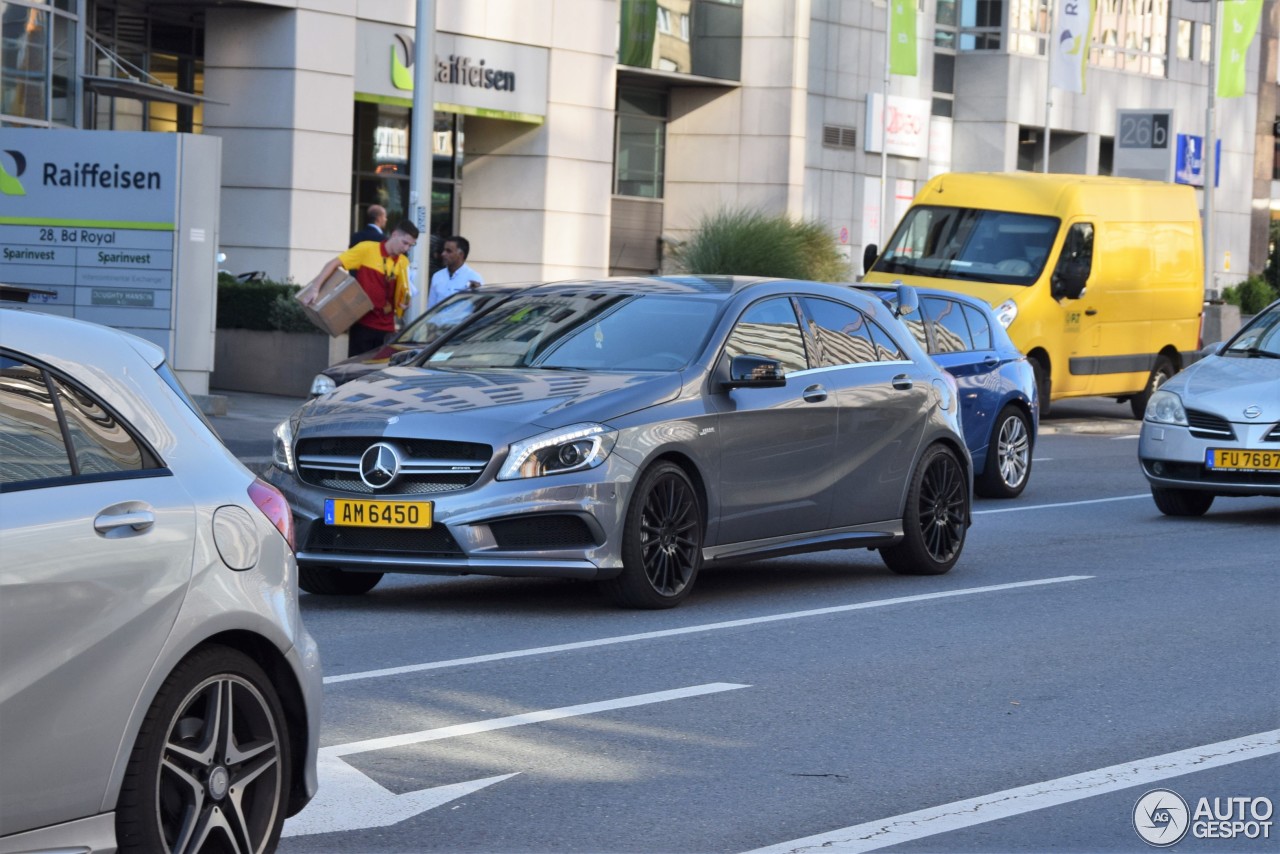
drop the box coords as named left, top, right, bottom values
left=0, top=355, right=154, bottom=489
left=0, top=359, right=74, bottom=484
left=1057, top=222, right=1094, bottom=279
left=801, top=298, right=878, bottom=367
left=902, top=313, right=929, bottom=349
left=961, top=304, right=993, bottom=350
left=866, top=319, right=907, bottom=361
left=724, top=297, right=808, bottom=374
left=922, top=297, right=975, bottom=354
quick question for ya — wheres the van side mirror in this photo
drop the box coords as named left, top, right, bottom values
left=722, top=354, right=786, bottom=389
left=1051, top=260, right=1089, bottom=300
left=863, top=244, right=879, bottom=275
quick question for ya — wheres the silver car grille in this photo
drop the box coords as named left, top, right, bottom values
left=295, top=436, right=492, bottom=495
left=1186, top=409, right=1234, bottom=440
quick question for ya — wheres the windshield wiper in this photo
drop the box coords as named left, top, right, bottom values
left=1226, top=346, right=1280, bottom=359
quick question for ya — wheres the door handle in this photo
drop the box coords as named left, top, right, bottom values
left=892, top=374, right=914, bottom=390
left=982, top=356, right=999, bottom=367
left=1084, top=308, right=1098, bottom=316
left=802, top=384, right=828, bottom=403
left=94, top=508, right=155, bottom=534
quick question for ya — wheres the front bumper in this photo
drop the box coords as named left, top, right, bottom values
left=263, top=457, right=639, bottom=580
left=1139, top=421, right=1280, bottom=497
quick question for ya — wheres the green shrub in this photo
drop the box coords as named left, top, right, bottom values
left=673, top=208, right=850, bottom=282
left=1221, top=275, right=1279, bottom=315
left=216, top=273, right=322, bottom=333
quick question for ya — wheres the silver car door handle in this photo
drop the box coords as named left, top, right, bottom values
left=94, top=509, right=155, bottom=533
left=892, top=374, right=914, bottom=390
left=802, top=385, right=828, bottom=403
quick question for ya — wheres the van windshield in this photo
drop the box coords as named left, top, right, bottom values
left=873, top=206, right=1060, bottom=287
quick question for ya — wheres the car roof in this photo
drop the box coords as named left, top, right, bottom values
left=852, top=282, right=995, bottom=314
left=0, top=306, right=166, bottom=369
left=499, top=275, right=851, bottom=300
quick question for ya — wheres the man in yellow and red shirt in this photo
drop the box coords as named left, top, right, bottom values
left=308, top=220, right=419, bottom=356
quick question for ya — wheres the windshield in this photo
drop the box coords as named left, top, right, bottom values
left=1223, top=301, right=1280, bottom=358
left=426, top=292, right=721, bottom=371
left=395, top=292, right=498, bottom=345
left=873, top=206, right=1059, bottom=286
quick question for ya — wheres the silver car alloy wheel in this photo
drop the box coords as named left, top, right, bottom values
left=996, top=412, right=1031, bottom=490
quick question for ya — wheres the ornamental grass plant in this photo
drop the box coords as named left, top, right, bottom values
left=673, top=208, right=850, bottom=282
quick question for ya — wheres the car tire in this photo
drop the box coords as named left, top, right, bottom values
left=881, top=444, right=968, bottom=575
left=299, top=565, right=383, bottom=595
left=604, top=461, right=703, bottom=609
left=1151, top=486, right=1214, bottom=517
left=1130, top=355, right=1175, bottom=420
left=1031, top=358, right=1051, bottom=418
left=116, top=645, right=290, bottom=854
left=975, top=406, right=1033, bottom=499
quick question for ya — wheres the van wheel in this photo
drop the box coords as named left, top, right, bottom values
left=1130, top=355, right=1175, bottom=419
left=1031, top=359, right=1051, bottom=417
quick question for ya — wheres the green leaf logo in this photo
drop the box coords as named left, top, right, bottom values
left=1, top=150, right=26, bottom=196
left=392, top=36, right=414, bottom=91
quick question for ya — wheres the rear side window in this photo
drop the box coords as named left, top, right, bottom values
left=921, top=297, right=975, bottom=354
left=0, top=354, right=160, bottom=490
left=802, top=298, right=906, bottom=366
left=724, top=297, right=809, bottom=373
left=961, top=304, right=993, bottom=350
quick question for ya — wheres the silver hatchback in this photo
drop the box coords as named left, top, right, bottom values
left=0, top=309, right=320, bottom=853
left=268, top=277, right=972, bottom=608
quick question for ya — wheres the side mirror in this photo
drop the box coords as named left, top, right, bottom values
left=722, top=354, right=786, bottom=389
left=388, top=348, right=423, bottom=366
left=863, top=244, right=880, bottom=275
left=894, top=284, right=918, bottom=318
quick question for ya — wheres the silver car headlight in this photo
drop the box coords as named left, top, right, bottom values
left=272, top=418, right=296, bottom=472
left=1145, top=389, right=1188, bottom=426
left=498, top=423, right=617, bottom=481
left=310, top=373, right=336, bottom=397
left=994, top=299, right=1018, bottom=329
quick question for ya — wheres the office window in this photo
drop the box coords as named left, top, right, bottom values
left=957, top=0, right=1003, bottom=51
left=1009, top=0, right=1049, bottom=57
left=1092, top=0, right=1168, bottom=77
left=2, top=2, right=79, bottom=127
left=614, top=87, right=666, bottom=199
left=1175, top=18, right=1192, bottom=60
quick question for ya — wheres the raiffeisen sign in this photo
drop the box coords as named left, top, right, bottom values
left=355, top=22, right=548, bottom=124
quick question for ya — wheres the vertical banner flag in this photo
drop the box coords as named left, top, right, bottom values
left=1049, top=0, right=1096, bottom=93
left=889, top=0, right=917, bottom=76
left=1218, top=0, right=1263, bottom=98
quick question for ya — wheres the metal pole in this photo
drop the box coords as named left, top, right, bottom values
left=407, top=0, right=435, bottom=319
left=1042, top=7, right=1053, bottom=173
left=1203, top=0, right=1217, bottom=298
left=880, top=4, right=890, bottom=246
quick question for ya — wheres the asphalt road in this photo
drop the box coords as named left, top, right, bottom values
left=212, top=394, right=1279, bottom=853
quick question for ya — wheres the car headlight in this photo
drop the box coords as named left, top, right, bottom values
left=994, top=299, right=1018, bottom=329
left=498, top=423, right=617, bottom=481
left=310, top=373, right=336, bottom=397
left=272, top=418, right=296, bottom=472
left=1144, top=389, right=1188, bottom=426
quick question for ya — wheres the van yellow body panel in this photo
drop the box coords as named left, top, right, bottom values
left=863, top=172, right=1204, bottom=406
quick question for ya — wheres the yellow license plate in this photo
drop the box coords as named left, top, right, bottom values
left=1206, top=449, right=1280, bottom=472
left=324, top=498, right=433, bottom=528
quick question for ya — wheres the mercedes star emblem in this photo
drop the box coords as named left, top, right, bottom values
left=360, top=442, right=402, bottom=489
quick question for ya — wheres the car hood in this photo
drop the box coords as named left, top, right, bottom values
left=322, top=344, right=415, bottom=385
left=296, top=367, right=683, bottom=438
left=1167, top=355, right=1280, bottom=421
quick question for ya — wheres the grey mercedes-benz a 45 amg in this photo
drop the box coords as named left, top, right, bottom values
left=266, top=276, right=972, bottom=608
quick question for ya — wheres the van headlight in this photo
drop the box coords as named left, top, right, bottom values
left=272, top=418, right=296, bottom=472
left=1145, top=390, right=1188, bottom=426
left=498, top=423, right=617, bottom=480
left=994, top=299, right=1018, bottom=329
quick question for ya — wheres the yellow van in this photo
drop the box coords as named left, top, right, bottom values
left=862, top=172, right=1204, bottom=417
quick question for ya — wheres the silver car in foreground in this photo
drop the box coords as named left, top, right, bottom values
left=0, top=309, right=320, bottom=853
left=1139, top=297, right=1280, bottom=515
left=267, top=277, right=972, bottom=608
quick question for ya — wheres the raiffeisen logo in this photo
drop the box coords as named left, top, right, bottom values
left=391, top=34, right=516, bottom=93
left=41, top=160, right=163, bottom=190
left=0, top=150, right=26, bottom=196
left=1059, top=28, right=1084, bottom=56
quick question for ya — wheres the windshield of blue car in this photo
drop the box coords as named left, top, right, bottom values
left=1223, top=302, right=1280, bottom=358
left=873, top=206, right=1059, bottom=286
left=425, top=292, right=721, bottom=371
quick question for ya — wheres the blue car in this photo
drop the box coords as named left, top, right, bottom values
left=857, top=285, right=1039, bottom=498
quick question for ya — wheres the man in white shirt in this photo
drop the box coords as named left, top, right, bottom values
left=427, top=235, right=483, bottom=309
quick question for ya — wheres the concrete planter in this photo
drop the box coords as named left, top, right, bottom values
left=212, top=328, right=335, bottom=397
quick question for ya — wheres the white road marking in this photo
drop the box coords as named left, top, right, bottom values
left=285, top=683, right=749, bottom=837
left=324, top=577, right=1091, bottom=685
left=744, top=729, right=1280, bottom=854
left=324, top=682, right=751, bottom=758
left=1111, top=434, right=1140, bottom=440
left=974, top=494, right=1149, bottom=515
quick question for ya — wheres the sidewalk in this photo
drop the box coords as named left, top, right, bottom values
left=201, top=388, right=308, bottom=471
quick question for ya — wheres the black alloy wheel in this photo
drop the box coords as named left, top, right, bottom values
left=606, top=461, right=703, bottom=609
left=975, top=405, right=1033, bottom=499
left=116, top=646, right=290, bottom=853
left=881, top=444, right=968, bottom=575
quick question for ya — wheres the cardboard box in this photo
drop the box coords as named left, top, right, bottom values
left=295, top=269, right=373, bottom=336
